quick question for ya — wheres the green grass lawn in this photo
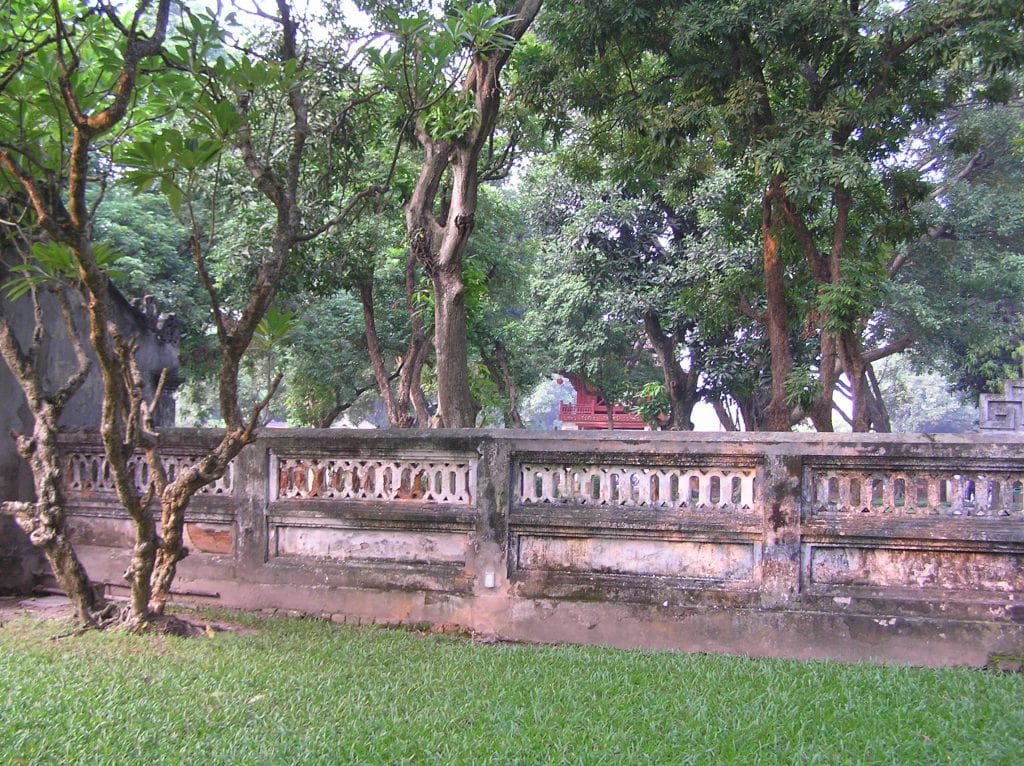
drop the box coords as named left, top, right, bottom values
left=1, top=610, right=1022, bottom=765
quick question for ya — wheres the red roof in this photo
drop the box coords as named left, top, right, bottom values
left=557, top=373, right=647, bottom=430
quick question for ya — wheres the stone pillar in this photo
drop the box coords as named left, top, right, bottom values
left=234, top=438, right=270, bottom=575
left=979, top=380, right=1024, bottom=432
left=759, top=449, right=803, bottom=608
left=468, top=435, right=514, bottom=635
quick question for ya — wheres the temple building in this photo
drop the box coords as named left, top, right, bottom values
left=556, top=372, right=647, bottom=430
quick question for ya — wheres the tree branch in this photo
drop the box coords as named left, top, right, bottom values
left=861, top=333, right=917, bottom=364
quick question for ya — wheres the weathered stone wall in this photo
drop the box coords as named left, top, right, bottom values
left=54, top=428, right=1024, bottom=665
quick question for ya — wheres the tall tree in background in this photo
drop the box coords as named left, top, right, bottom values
left=531, top=0, right=1024, bottom=431
left=885, top=96, right=1024, bottom=400
left=375, top=0, right=543, bottom=427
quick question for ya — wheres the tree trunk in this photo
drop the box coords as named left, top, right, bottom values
left=0, top=286, right=102, bottom=625
left=431, top=259, right=478, bottom=427
left=761, top=183, right=794, bottom=431
left=148, top=434, right=241, bottom=614
left=397, top=254, right=429, bottom=426
left=10, top=416, right=100, bottom=625
left=808, top=331, right=838, bottom=432
left=643, top=310, right=698, bottom=430
left=840, top=330, right=872, bottom=432
left=865, top=364, right=892, bottom=432
left=480, top=341, right=525, bottom=428
left=711, top=398, right=740, bottom=431
left=359, top=278, right=406, bottom=426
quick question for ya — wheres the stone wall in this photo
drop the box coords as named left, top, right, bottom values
left=55, top=428, right=1024, bottom=666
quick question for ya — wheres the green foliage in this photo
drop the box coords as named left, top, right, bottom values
left=886, top=99, right=1024, bottom=397
left=632, top=381, right=670, bottom=427
left=252, top=307, right=297, bottom=355
left=783, top=364, right=821, bottom=412
left=2, top=242, right=125, bottom=301
left=368, top=3, right=516, bottom=118
left=816, top=259, right=888, bottom=334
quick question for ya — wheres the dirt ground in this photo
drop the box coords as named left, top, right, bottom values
left=0, top=594, right=77, bottom=623
left=0, top=595, right=261, bottom=637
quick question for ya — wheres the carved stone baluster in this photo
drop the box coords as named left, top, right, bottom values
left=974, top=475, right=989, bottom=516
left=636, top=469, right=652, bottom=506
left=817, top=471, right=831, bottom=510
left=597, top=469, right=611, bottom=506
left=308, top=461, right=322, bottom=497
left=998, top=477, right=1013, bottom=516
left=878, top=475, right=893, bottom=513
left=740, top=473, right=755, bottom=509
left=697, top=471, right=709, bottom=507
left=926, top=475, right=941, bottom=514
left=950, top=475, right=965, bottom=515
left=539, top=468, right=556, bottom=504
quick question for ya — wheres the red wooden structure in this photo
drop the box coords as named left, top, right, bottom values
left=557, top=373, right=647, bottom=430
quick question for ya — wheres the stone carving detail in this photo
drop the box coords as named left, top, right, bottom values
left=805, top=466, right=1024, bottom=517
left=273, top=456, right=475, bottom=505
left=66, top=450, right=233, bottom=496
left=518, top=463, right=757, bottom=510
left=979, top=380, right=1024, bottom=432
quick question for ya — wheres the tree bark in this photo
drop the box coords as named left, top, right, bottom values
left=807, top=331, right=838, bottom=432
left=431, top=258, right=478, bottom=426
left=3, top=412, right=100, bottom=625
left=359, top=277, right=406, bottom=426
left=642, top=309, right=698, bottom=430
left=761, top=180, right=794, bottom=431
left=480, top=340, right=525, bottom=428
left=711, top=398, right=740, bottom=432
left=398, top=253, right=430, bottom=426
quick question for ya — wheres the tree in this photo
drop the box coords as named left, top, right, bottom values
left=884, top=97, right=1024, bottom=400
left=0, top=0, right=179, bottom=627
left=0, top=0, right=382, bottom=628
left=464, top=185, right=543, bottom=427
left=119, top=1, right=385, bottom=618
left=531, top=0, right=1024, bottom=431
left=0, top=236, right=100, bottom=624
left=374, top=0, right=543, bottom=427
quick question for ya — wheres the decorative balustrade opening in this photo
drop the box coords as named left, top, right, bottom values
left=272, top=455, right=475, bottom=505
left=519, top=463, right=756, bottom=511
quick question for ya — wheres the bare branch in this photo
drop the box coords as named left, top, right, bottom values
left=51, top=285, right=92, bottom=408
left=243, top=371, right=284, bottom=440
left=296, top=185, right=383, bottom=243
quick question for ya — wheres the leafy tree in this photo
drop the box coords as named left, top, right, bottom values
left=0, top=0, right=180, bottom=627
left=523, top=173, right=660, bottom=421
left=530, top=0, right=1024, bottom=431
left=885, top=97, right=1024, bottom=400
left=372, top=0, right=543, bottom=427
left=0, top=0, right=384, bottom=627
left=465, top=185, right=543, bottom=427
